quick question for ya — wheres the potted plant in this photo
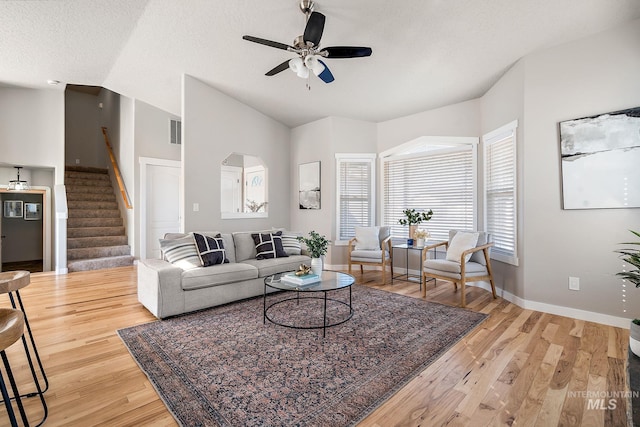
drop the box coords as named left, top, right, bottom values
left=616, top=230, right=640, bottom=356
left=399, top=208, right=433, bottom=244
left=297, top=231, right=330, bottom=275
left=413, top=229, right=430, bottom=247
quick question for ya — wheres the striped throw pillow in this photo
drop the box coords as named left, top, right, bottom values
left=281, top=233, right=302, bottom=256
left=159, top=235, right=201, bottom=270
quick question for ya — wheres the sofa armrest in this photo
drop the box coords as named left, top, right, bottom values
left=137, top=258, right=185, bottom=319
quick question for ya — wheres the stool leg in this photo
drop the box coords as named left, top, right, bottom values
left=0, top=369, right=18, bottom=427
left=9, top=292, right=49, bottom=393
left=1, top=351, right=29, bottom=426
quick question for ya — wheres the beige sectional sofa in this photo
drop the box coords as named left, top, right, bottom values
left=137, top=231, right=310, bottom=318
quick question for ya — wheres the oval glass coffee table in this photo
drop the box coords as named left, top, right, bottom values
left=263, top=271, right=355, bottom=337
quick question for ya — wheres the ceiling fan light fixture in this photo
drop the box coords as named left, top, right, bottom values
left=289, top=57, right=309, bottom=79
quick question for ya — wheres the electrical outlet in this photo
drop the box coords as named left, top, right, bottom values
left=75, top=159, right=80, bottom=164
left=193, top=203, right=199, bottom=212
left=569, top=276, right=580, bottom=291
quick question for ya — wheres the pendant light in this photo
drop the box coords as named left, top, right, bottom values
left=7, top=166, right=30, bottom=191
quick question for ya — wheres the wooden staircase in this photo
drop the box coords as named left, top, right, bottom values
left=65, top=166, right=134, bottom=272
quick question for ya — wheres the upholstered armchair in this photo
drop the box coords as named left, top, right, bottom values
left=348, top=226, right=393, bottom=284
left=421, top=230, right=497, bottom=307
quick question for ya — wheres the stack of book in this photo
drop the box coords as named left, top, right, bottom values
left=281, top=272, right=321, bottom=286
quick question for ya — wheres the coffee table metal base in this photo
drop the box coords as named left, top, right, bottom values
left=263, top=286, right=353, bottom=338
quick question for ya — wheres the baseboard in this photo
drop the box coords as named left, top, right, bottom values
left=470, top=281, right=631, bottom=329
left=329, top=263, right=631, bottom=329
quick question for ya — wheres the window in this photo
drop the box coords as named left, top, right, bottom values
left=382, top=137, right=478, bottom=242
left=484, top=120, right=518, bottom=265
left=335, top=154, right=376, bottom=243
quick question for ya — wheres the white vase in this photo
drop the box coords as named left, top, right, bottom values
left=631, top=321, right=640, bottom=357
left=310, top=257, right=323, bottom=275
left=416, top=238, right=425, bottom=247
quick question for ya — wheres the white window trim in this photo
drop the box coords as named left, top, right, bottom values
left=483, top=120, right=519, bottom=266
left=379, top=136, right=478, bottom=237
left=335, top=153, right=377, bottom=245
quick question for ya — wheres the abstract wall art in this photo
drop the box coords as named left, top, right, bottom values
left=559, top=106, right=640, bottom=209
left=299, top=161, right=321, bottom=209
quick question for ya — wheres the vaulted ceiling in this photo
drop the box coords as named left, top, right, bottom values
left=1, top=0, right=639, bottom=127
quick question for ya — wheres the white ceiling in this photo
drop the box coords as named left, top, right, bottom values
left=1, top=0, right=639, bottom=128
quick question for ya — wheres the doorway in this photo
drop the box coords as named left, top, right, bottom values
left=140, top=157, right=181, bottom=259
left=1, top=191, right=45, bottom=273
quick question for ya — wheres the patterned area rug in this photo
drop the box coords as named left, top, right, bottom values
left=119, top=285, right=487, bottom=426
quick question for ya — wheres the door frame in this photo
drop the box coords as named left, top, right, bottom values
left=0, top=186, right=51, bottom=272
left=139, top=157, right=182, bottom=260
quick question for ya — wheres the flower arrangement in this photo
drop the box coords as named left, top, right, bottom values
left=413, top=229, right=430, bottom=239
left=297, top=231, right=330, bottom=258
left=398, top=208, right=433, bottom=226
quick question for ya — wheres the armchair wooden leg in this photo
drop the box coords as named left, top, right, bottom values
left=461, top=281, right=466, bottom=307
left=489, top=278, right=497, bottom=299
left=360, top=265, right=364, bottom=274
left=421, top=273, right=427, bottom=298
left=381, top=261, right=386, bottom=284
left=348, top=259, right=352, bottom=275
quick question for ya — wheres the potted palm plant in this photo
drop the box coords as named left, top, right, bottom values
left=399, top=208, right=433, bottom=245
left=297, top=231, right=330, bottom=275
left=616, top=230, right=640, bottom=356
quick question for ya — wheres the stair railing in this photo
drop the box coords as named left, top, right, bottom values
left=101, top=127, right=132, bottom=209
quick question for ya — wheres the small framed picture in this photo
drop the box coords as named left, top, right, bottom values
left=24, top=202, right=41, bottom=220
left=3, top=200, right=23, bottom=218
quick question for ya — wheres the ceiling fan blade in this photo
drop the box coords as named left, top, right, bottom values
left=303, top=12, right=325, bottom=46
left=316, top=59, right=334, bottom=83
left=242, top=35, right=292, bottom=51
left=321, top=46, right=373, bottom=58
left=265, top=60, right=291, bottom=76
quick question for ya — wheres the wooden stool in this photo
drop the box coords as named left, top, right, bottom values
left=0, top=308, right=27, bottom=426
left=0, top=272, right=48, bottom=426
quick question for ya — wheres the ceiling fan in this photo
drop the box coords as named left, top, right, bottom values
left=242, top=0, right=372, bottom=84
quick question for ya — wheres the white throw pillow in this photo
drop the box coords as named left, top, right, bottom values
left=355, top=226, right=380, bottom=250
left=446, top=231, right=479, bottom=263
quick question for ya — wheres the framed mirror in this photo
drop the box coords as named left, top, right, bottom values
left=221, top=153, right=268, bottom=219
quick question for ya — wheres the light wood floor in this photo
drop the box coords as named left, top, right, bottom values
left=0, top=266, right=630, bottom=426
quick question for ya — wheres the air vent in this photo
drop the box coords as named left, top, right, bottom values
left=170, top=119, right=182, bottom=145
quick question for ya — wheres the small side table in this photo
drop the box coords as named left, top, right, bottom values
left=392, top=241, right=442, bottom=288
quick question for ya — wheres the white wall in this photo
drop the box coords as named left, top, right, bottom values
left=132, top=99, right=181, bottom=257
left=182, top=75, right=291, bottom=232
left=480, top=60, right=526, bottom=298
left=520, top=19, right=640, bottom=318
left=0, top=87, right=64, bottom=270
left=377, top=99, right=481, bottom=153
left=290, top=117, right=377, bottom=265
left=65, top=90, right=105, bottom=168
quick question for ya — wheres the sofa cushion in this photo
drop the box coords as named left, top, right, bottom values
left=233, top=231, right=262, bottom=262
left=193, top=233, right=229, bottom=267
left=181, top=263, right=259, bottom=291
left=252, top=231, right=288, bottom=260
left=350, top=249, right=389, bottom=263
left=242, top=255, right=311, bottom=278
left=159, top=236, right=201, bottom=270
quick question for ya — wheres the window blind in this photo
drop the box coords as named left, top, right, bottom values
left=383, top=148, right=475, bottom=242
left=337, top=158, right=373, bottom=241
left=485, top=125, right=517, bottom=263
